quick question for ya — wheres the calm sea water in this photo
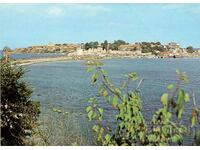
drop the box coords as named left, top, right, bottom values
left=0, top=52, right=64, bottom=59
left=23, top=58, right=200, bottom=145
left=11, top=53, right=65, bottom=59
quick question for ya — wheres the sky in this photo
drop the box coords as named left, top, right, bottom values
left=0, top=3, right=200, bottom=50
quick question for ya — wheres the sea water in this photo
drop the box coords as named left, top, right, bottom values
left=23, top=58, right=200, bottom=145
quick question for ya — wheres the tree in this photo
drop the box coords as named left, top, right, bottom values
left=3, top=46, right=12, bottom=52
left=101, top=40, right=108, bottom=51
left=1, top=59, right=40, bottom=145
left=186, top=46, right=194, bottom=53
left=84, top=43, right=90, bottom=50
left=85, top=61, right=200, bottom=146
left=110, top=40, right=128, bottom=50
left=92, top=41, right=99, bottom=49
left=84, top=41, right=99, bottom=50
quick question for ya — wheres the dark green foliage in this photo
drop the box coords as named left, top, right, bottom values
left=2, top=46, right=12, bottom=52
left=85, top=61, right=199, bottom=146
left=101, top=40, right=108, bottom=51
left=0, top=59, right=40, bottom=145
left=109, top=40, right=128, bottom=50
left=186, top=46, right=194, bottom=53
left=141, top=42, right=165, bottom=53
left=84, top=41, right=99, bottom=50
left=195, top=130, right=200, bottom=145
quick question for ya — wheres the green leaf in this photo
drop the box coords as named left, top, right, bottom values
left=98, top=108, right=103, bottom=115
left=177, top=90, right=184, bottom=105
left=167, top=83, right=174, bottom=91
left=195, top=130, right=200, bottom=145
left=103, top=90, right=108, bottom=97
left=92, top=125, right=99, bottom=132
left=101, top=69, right=107, bottom=76
left=87, top=110, right=93, bottom=121
left=88, top=97, right=94, bottom=103
left=121, top=81, right=126, bottom=89
left=148, top=134, right=157, bottom=142
left=115, top=88, right=121, bottom=95
left=112, top=96, right=118, bottom=108
left=98, top=88, right=103, bottom=95
left=184, top=93, right=190, bottom=102
left=86, top=106, right=92, bottom=112
left=52, top=108, right=62, bottom=113
left=139, top=132, right=145, bottom=141
left=91, top=72, right=98, bottom=83
left=178, top=107, right=183, bottom=120
left=161, top=93, right=168, bottom=107
left=176, top=69, right=180, bottom=75
left=87, top=67, right=93, bottom=73
left=105, top=134, right=111, bottom=142
left=177, top=90, right=185, bottom=119
left=179, top=125, right=187, bottom=133
left=171, top=134, right=182, bottom=143
left=128, top=72, right=138, bottom=81
left=98, top=127, right=104, bottom=141
left=64, top=112, right=69, bottom=115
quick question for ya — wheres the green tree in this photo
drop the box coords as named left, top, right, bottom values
left=186, top=46, right=194, bottom=53
left=110, top=40, right=128, bottom=50
left=101, top=40, right=108, bottom=51
left=84, top=41, right=99, bottom=50
left=84, top=43, right=90, bottom=50
left=3, top=46, right=12, bottom=52
left=1, top=59, right=40, bottom=145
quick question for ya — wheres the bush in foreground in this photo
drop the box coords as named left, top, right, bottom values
left=86, top=60, right=200, bottom=146
left=0, top=58, right=40, bottom=145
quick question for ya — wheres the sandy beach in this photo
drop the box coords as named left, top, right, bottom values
left=11, top=53, right=200, bottom=66
left=13, top=56, right=73, bottom=66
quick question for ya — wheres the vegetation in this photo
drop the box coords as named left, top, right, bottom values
left=0, top=58, right=40, bottom=145
left=109, top=40, right=128, bottom=50
left=86, top=60, right=200, bottom=146
left=186, top=46, right=194, bottom=53
left=3, top=46, right=12, bottom=52
left=84, top=41, right=99, bottom=50
left=140, top=42, right=165, bottom=53
left=101, top=40, right=108, bottom=51
left=30, top=109, right=92, bottom=146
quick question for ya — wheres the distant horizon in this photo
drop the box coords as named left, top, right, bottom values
left=1, top=3, right=200, bottom=50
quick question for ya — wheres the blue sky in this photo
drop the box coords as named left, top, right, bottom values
left=0, top=3, right=200, bottom=50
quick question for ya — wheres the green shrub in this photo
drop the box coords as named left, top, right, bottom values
left=0, top=58, right=40, bottom=145
left=85, top=60, right=199, bottom=146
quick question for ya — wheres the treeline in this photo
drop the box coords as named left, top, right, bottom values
left=83, top=40, right=167, bottom=52
left=84, top=40, right=129, bottom=50
left=140, top=42, right=165, bottom=53
left=83, top=40, right=197, bottom=54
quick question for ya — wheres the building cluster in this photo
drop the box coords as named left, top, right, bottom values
left=114, top=42, right=200, bottom=58
left=72, top=42, right=199, bottom=58
left=118, top=42, right=182, bottom=51
left=15, top=43, right=79, bottom=53
left=10, top=42, right=200, bottom=58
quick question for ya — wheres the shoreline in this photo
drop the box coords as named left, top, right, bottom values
left=11, top=54, right=200, bottom=66
left=13, top=56, right=73, bottom=66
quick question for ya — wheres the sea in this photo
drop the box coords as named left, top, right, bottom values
left=21, top=57, right=200, bottom=145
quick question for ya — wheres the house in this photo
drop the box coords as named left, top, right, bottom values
left=165, top=42, right=182, bottom=52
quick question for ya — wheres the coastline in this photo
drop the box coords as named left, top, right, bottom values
left=13, top=56, right=73, bottom=66
left=11, top=54, right=200, bottom=66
